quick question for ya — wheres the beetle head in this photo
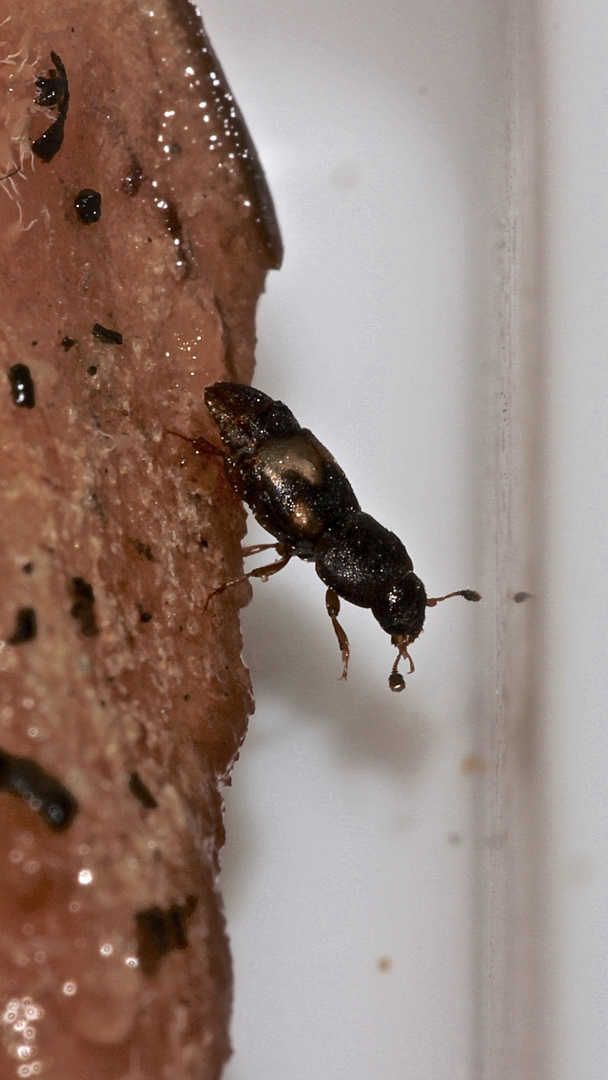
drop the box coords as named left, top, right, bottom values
left=372, top=574, right=482, bottom=691
left=370, top=572, right=427, bottom=692
left=371, top=571, right=427, bottom=640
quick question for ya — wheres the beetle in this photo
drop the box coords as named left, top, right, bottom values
left=196, top=382, right=480, bottom=692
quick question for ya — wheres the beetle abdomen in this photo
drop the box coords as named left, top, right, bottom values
left=238, top=431, right=360, bottom=547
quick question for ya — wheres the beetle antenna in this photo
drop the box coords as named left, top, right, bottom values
left=426, top=589, right=481, bottom=608
left=388, top=635, right=415, bottom=692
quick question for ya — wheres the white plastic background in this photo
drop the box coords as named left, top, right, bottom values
left=195, top=2, right=608, bottom=1078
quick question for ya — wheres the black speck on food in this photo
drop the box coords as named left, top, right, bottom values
left=8, top=364, right=35, bottom=408
left=61, top=336, right=76, bottom=351
left=0, top=748, right=78, bottom=830
left=69, top=576, right=98, bottom=637
left=74, top=188, right=102, bottom=223
left=128, top=771, right=158, bottom=810
left=513, top=591, right=532, bottom=603
left=121, top=161, right=143, bottom=197
left=87, top=366, right=98, bottom=376
left=22, top=562, right=34, bottom=575
left=160, top=199, right=190, bottom=274
left=35, top=56, right=67, bottom=107
left=139, top=610, right=152, bottom=623
left=32, top=115, right=66, bottom=161
left=36, top=74, right=64, bottom=106
left=92, top=323, right=123, bottom=345
left=32, top=52, right=69, bottom=163
left=132, top=539, right=156, bottom=563
left=8, top=607, right=37, bottom=645
left=135, top=897, right=197, bottom=976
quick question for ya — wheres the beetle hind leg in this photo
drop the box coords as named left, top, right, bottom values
left=325, top=588, right=350, bottom=682
left=203, top=545, right=293, bottom=612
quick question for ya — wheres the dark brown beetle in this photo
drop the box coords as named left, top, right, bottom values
left=199, top=382, right=480, bottom=692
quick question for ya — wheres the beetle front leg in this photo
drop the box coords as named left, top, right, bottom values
left=325, top=588, right=350, bottom=682
left=387, top=635, right=415, bottom=693
left=241, top=541, right=286, bottom=558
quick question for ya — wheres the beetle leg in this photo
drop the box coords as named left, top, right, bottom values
left=325, top=588, right=350, bottom=682
left=203, top=547, right=293, bottom=612
left=164, top=428, right=225, bottom=458
left=241, top=541, right=285, bottom=558
left=388, top=635, right=415, bottom=693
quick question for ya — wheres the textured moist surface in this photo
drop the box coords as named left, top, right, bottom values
left=0, top=2, right=280, bottom=1077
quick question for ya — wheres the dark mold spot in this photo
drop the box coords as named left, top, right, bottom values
left=155, top=197, right=191, bottom=274
left=22, top=562, right=34, bottom=575
left=8, top=364, right=36, bottom=408
left=139, top=611, right=152, bottom=623
left=69, top=576, right=98, bottom=637
left=61, top=336, right=76, bottom=351
left=513, top=591, right=532, bottom=603
left=0, top=748, right=78, bottom=830
left=131, top=539, right=156, bottom=563
left=8, top=607, right=37, bottom=645
left=92, top=323, right=123, bottom=345
left=121, top=161, right=143, bottom=197
left=35, top=59, right=66, bottom=107
left=74, top=188, right=102, bottom=224
left=32, top=126, right=63, bottom=165
left=128, top=771, right=158, bottom=810
left=87, top=366, right=98, bottom=376
left=32, top=52, right=69, bottom=163
left=135, top=897, right=197, bottom=976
